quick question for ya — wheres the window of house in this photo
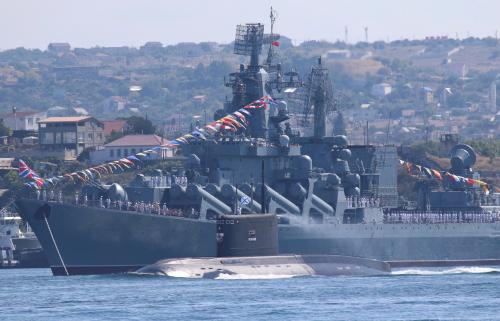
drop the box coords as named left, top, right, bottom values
left=43, top=132, right=54, bottom=144
left=88, top=133, right=93, bottom=140
left=131, top=148, right=136, bottom=154
left=110, top=149, right=114, bottom=157
left=97, top=133, right=102, bottom=140
left=124, top=149, right=129, bottom=156
left=117, top=149, right=121, bottom=157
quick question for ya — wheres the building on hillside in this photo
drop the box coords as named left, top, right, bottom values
left=47, top=106, right=88, bottom=117
left=47, top=106, right=71, bottom=117
left=371, top=83, right=392, bottom=98
left=48, top=43, right=71, bottom=53
left=0, top=158, right=15, bottom=174
left=72, top=107, right=89, bottom=116
left=0, top=110, right=47, bottom=132
left=421, top=87, right=434, bottom=104
left=326, top=49, right=352, bottom=60
left=140, top=42, right=163, bottom=51
left=38, top=116, right=104, bottom=158
left=440, top=88, right=452, bottom=107
left=99, top=96, right=127, bottom=113
left=102, top=120, right=128, bottom=138
left=401, top=109, right=416, bottom=118
left=89, top=134, right=174, bottom=164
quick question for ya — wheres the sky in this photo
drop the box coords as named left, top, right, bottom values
left=1, top=0, right=499, bottom=50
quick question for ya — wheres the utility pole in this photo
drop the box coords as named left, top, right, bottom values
left=12, top=106, right=17, bottom=131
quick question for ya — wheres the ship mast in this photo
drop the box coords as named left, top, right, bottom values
left=265, top=7, right=277, bottom=67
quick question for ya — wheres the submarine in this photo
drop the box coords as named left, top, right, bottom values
left=135, top=213, right=391, bottom=278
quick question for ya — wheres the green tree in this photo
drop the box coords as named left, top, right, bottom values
left=124, top=116, right=156, bottom=135
left=2, top=171, right=23, bottom=190
left=0, top=121, right=11, bottom=136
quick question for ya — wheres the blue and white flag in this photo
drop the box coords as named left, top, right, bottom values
left=240, top=195, right=251, bottom=206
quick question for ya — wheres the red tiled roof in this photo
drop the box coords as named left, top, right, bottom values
left=38, top=116, right=93, bottom=123
left=105, top=134, right=164, bottom=147
left=102, top=120, right=127, bottom=136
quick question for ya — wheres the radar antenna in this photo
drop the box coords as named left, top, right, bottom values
left=290, top=57, right=336, bottom=137
left=234, top=23, right=265, bottom=70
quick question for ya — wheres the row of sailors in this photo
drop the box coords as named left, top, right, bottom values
left=384, top=212, right=500, bottom=224
left=36, top=189, right=62, bottom=202
left=345, top=196, right=381, bottom=208
left=74, top=195, right=199, bottom=218
left=149, top=175, right=188, bottom=188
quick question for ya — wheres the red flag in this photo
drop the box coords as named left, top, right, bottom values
left=431, top=169, right=442, bottom=181
left=271, top=41, right=280, bottom=47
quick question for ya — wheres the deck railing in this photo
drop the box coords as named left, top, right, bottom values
left=33, top=191, right=199, bottom=219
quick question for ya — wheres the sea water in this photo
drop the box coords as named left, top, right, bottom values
left=1, top=267, right=500, bottom=320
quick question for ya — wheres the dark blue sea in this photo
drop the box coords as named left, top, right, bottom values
left=1, top=267, right=500, bottom=321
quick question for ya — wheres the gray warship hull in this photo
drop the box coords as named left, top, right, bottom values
left=278, top=223, right=500, bottom=264
left=16, top=199, right=217, bottom=275
left=17, top=199, right=500, bottom=275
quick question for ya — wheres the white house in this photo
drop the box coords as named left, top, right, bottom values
left=0, top=110, right=47, bottom=131
left=100, top=96, right=127, bottom=113
left=89, top=134, right=174, bottom=164
left=371, top=83, right=392, bottom=98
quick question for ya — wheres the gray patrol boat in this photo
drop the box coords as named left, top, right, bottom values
left=16, top=17, right=500, bottom=275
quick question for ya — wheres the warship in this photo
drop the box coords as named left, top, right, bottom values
left=15, top=13, right=500, bottom=276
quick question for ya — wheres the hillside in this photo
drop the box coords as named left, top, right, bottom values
left=0, top=36, right=498, bottom=143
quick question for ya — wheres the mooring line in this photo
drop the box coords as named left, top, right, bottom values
left=43, top=215, right=69, bottom=276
